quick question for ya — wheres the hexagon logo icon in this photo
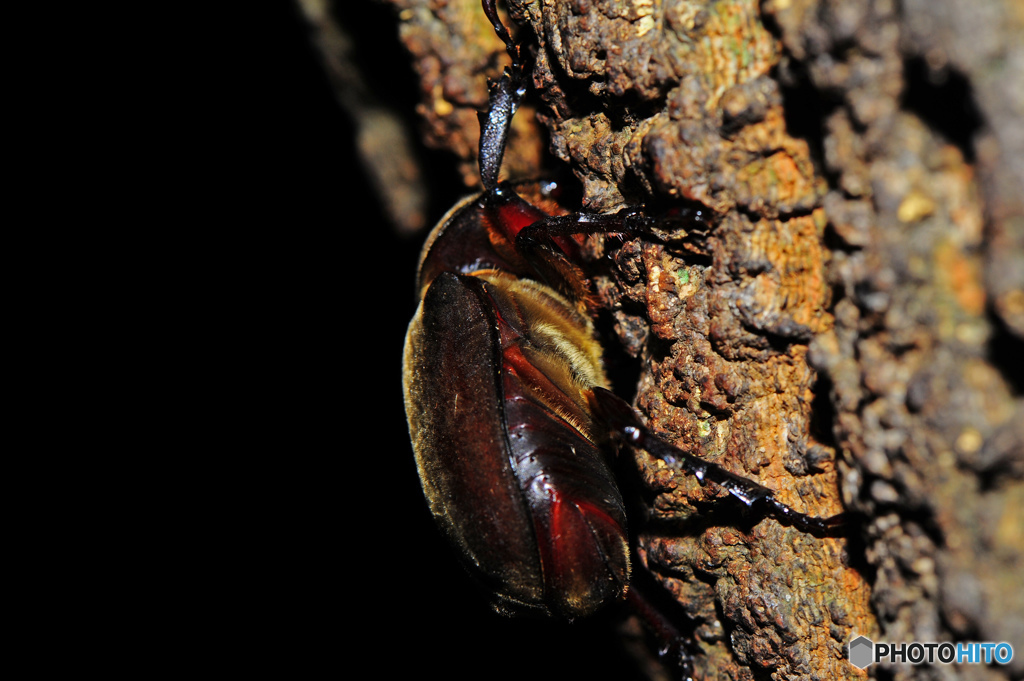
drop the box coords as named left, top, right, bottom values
left=849, top=635, right=874, bottom=669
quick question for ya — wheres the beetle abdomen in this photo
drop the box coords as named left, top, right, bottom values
left=403, top=269, right=630, bottom=617
left=504, top=404, right=631, bottom=618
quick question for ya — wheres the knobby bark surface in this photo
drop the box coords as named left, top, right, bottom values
left=339, top=0, right=1024, bottom=679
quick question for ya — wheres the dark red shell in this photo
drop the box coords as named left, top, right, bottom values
left=403, top=192, right=631, bottom=618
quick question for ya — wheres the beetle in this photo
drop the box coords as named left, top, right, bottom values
left=402, top=0, right=846, bottom=623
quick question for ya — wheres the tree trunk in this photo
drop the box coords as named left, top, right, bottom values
left=322, top=0, right=1024, bottom=679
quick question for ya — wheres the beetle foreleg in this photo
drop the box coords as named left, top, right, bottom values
left=482, top=0, right=521, bottom=68
left=588, top=387, right=848, bottom=537
left=478, top=1, right=527, bottom=192
left=514, top=206, right=656, bottom=250
left=513, top=202, right=716, bottom=253
left=478, top=75, right=526, bottom=192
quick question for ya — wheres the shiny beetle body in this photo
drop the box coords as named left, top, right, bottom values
left=403, top=0, right=845, bottom=624
left=403, top=185, right=629, bottom=618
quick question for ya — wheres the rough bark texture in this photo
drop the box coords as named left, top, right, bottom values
left=372, top=0, right=1024, bottom=679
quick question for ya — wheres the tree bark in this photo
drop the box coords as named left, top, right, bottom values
left=351, top=0, right=1024, bottom=679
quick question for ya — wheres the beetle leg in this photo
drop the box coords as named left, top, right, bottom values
left=478, top=1, right=527, bottom=192
left=504, top=206, right=654, bottom=304
left=478, top=72, right=525, bottom=192
left=513, top=202, right=715, bottom=251
left=514, top=206, right=656, bottom=250
left=625, top=587, right=699, bottom=681
left=588, top=387, right=849, bottom=537
left=482, top=0, right=521, bottom=68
